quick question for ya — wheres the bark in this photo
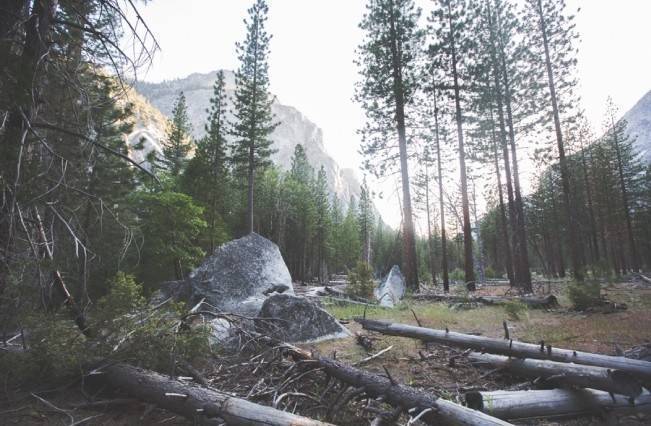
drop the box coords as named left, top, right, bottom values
left=355, top=318, right=651, bottom=385
left=465, top=389, right=651, bottom=421
left=446, top=1, right=475, bottom=291
left=101, top=363, right=332, bottom=426
left=433, top=95, right=450, bottom=292
left=273, top=339, right=513, bottom=425
left=424, top=162, right=437, bottom=285
left=489, top=116, right=515, bottom=286
left=535, top=0, right=584, bottom=281
left=468, top=352, right=643, bottom=398
left=388, top=4, right=418, bottom=291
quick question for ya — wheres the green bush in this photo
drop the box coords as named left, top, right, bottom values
left=347, top=261, right=375, bottom=299
left=503, top=300, right=528, bottom=321
left=449, top=268, right=465, bottom=282
left=567, top=280, right=601, bottom=310
left=0, top=273, right=210, bottom=387
left=484, top=266, right=500, bottom=279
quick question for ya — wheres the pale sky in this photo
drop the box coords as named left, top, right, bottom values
left=134, top=0, right=651, bottom=228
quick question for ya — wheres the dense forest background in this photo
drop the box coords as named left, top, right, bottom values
left=1, top=0, right=651, bottom=335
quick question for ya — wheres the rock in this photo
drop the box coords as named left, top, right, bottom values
left=257, top=294, right=349, bottom=343
left=188, top=233, right=294, bottom=316
left=375, top=265, right=406, bottom=307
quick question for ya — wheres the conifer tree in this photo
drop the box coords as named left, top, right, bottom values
left=182, top=71, right=230, bottom=252
left=355, top=0, right=422, bottom=291
left=314, top=166, right=331, bottom=283
left=429, top=0, right=476, bottom=290
left=358, top=177, right=375, bottom=265
left=231, top=0, right=278, bottom=234
left=158, top=92, right=193, bottom=178
left=522, top=0, right=584, bottom=281
left=604, top=99, right=643, bottom=272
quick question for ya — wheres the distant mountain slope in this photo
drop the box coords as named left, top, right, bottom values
left=623, top=90, right=651, bottom=163
left=130, top=70, right=361, bottom=203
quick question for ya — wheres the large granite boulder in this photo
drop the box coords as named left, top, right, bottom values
left=375, top=265, right=406, bottom=307
left=188, top=233, right=294, bottom=316
left=257, top=294, right=349, bottom=343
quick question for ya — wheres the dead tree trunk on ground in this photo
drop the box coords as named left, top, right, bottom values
left=271, top=338, right=513, bottom=425
left=465, top=389, right=651, bottom=420
left=468, top=352, right=643, bottom=398
left=411, top=294, right=558, bottom=308
left=355, top=318, right=651, bottom=385
left=100, top=363, right=334, bottom=426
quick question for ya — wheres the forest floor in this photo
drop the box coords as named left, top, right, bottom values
left=1, top=278, right=650, bottom=425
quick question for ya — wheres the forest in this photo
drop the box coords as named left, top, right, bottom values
left=1, top=0, right=651, bottom=425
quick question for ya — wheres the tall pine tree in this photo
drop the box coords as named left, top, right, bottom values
left=231, top=0, right=278, bottom=234
left=355, top=0, right=422, bottom=291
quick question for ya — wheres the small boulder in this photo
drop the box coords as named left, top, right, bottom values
left=257, top=294, right=349, bottom=343
left=375, top=265, right=406, bottom=307
left=188, top=233, right=294, bottom=316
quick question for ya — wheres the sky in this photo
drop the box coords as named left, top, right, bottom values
left=133, top=0, right=651, bottom=228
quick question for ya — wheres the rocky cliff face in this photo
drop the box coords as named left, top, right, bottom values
left=128, top=70, right=360, bottom=203
left=623, top=90, right=651, bottom=163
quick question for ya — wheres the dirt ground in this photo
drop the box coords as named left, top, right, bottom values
left=1, top=279, right=650, bottom=425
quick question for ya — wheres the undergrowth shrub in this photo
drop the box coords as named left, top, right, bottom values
left=0, top=272, right=210, bottom=387
left=567, top=280, right=601, bottom=310
left=346, top=261, right=375, bottom=299
left=449, top=268, right=465, bottom=282
left=503, top=300, right=528, bottom=321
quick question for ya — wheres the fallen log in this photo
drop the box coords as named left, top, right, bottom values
left=355, top=318, right=651, bottom=385
left=465, top=389, right=651, bottom=420
left=638, top=273, right=651, bottom=285
left=411, top=294, right=558, bottom=309
left=99, top=363, right=334, bottom=426
left=270, top=338, right=513, bottom=425
left=468, top=352, right=643, bottom=398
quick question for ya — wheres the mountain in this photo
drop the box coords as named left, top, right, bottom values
left=623, top=89, right=651, bottom=163
left=127, top=70, right=361, bottom=203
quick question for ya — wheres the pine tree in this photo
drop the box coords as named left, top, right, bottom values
left=314, top=166, right=331, bottom=284
left=182, top=71, right=231, bottom=252
left=429, top=0, right=476, bottom=290
left=231, top=0, right=278, bottom=234
left=158, top=92, right=193, bottom=178
left=604, top=99, right=643, bottom=272
left=358, top=177, right=375, bottom=265
left=522, top=0, right=584, bottom=281
left=355, top=0, right=422, bottom=291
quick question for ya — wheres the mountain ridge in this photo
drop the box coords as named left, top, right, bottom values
left=623, top=89, right=651, bottom=163
left=128, top=70, right=361, bottom=203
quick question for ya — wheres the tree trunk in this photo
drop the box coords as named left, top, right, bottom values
left=271, top=338, right=513, bottom=425
left=536, top=0, right=584, bottom=282
left=412, top=293, right=558, bottom=309
left=101, top=363, right=332, bottom=426
left=490, top=117, right=515, bottom=286
left=579, top=140, right=600, bottom=265
left=499, top=31, right=532, bottom=293
left=433, top=94, right=450, bottom=292
left=355, top=318, right=651, bottom=385
left=611, top=117, right=640, bottom=272
left=468, top=352, right=642, bottom=398
left=388, top=5, right=418, bottom=291
left=447, top=2, right=475, bottom=290
left=465, top=388, right=651, bottom=421
left=424, top=160, right=437, bottom=285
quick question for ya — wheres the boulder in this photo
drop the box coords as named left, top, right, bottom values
left=375, top=265, right=406, bottom=307
left=187, top=233, right=294, bottom=316
left=257, top=294, right=349, bottom=343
